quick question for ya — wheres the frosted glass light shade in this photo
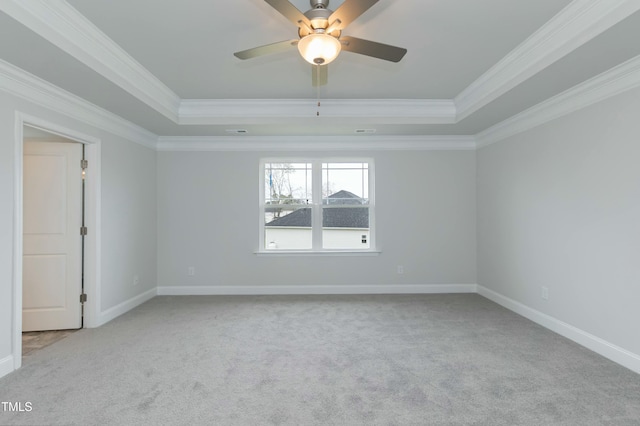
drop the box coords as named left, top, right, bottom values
left=297, top=33, right=341, bottom=65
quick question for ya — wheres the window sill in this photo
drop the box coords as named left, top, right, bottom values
left=255, top=250, right=381, bottom=257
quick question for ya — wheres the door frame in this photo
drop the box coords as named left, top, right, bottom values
left=13, top=112, right=101, bottom=370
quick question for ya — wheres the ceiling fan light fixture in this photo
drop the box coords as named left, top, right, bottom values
left=297, top=32, right=341, bottom=65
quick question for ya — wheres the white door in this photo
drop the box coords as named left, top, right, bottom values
left=23, top=140, right=83, bottom=331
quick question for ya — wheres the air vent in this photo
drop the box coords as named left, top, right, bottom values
left=355, top=129, right=376, bottom=134
left=225, top=129, right=248, bottom=134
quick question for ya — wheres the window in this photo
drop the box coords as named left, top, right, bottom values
left=260, top=159, right=374, bottom=252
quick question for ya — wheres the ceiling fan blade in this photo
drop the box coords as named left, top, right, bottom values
left=328, top=0, right=379, bottom=31
left=340, top=36, right=407, bottom=62
left=311, top=64, right=328, bottom=87
left=264, top=0, right=312, bottom=30
left=234, top=40, right=297, bottom=60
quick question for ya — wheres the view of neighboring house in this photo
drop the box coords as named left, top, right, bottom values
left=265, top=190, right=369, bottom=249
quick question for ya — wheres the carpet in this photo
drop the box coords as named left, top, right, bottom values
left=1, top=294, right=639, bottom=425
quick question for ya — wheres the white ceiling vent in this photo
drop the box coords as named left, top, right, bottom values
left=225, top=129, right=248, bottom=134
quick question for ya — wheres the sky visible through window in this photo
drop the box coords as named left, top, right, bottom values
left=264, top=162, right=368, bottom=204
left=323, top=163, right=369, bottom=202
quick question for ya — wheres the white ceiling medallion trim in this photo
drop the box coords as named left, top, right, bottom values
left=156, top=135, right=476, bottom=152
left=0, top=0, right=181, bottom=122
left=477, top=54, right=640, bottom=148
left=178, top=99, right=456, bottom=125
left=0, top=59, right=158, bottom=149
left=455, top=0, right=640, bottom=122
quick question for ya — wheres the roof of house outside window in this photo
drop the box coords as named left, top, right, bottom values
left=266, top=190, right=369, bottom=228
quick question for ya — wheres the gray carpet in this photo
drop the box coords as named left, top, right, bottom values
left=1, top=294, right=639, bottom=425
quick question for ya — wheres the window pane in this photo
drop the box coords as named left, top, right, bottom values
left=264, top=207, right=312, bottom=249
left=261, top=160, right=373, bottom=251
left=322, top=163, right=368, bottom=205
left=264, top=163, right=312, bottom=205
left=322, top=207, right=369, bottom=249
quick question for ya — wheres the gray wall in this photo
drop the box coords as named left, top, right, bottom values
left=477, top=87, right=640, bottom=356
left=157, top=150, right=477, bottom=289
left=0, top=91, right=157, bottom=367
left=100, top=137, right=157, bottom=311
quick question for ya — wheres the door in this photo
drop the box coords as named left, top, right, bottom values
left=23, top=140, right=83, bottom=331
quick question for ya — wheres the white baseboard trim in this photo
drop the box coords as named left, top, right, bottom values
left=94, top=287, right=157, bottom=327
left=0, top=355, right=14, bottom=379
left=5, top=284, right=639, bottom=377
left=477, top=285, right=640, bottom=375
left=157, top=284, right=478, bottom=296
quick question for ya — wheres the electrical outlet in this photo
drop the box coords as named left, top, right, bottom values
left=397, top=265, right=404, bottom=275
left=188, top=266, right=195, bottom=276
left=133, top=274, right=140, bottom=286
left=541, top=286, right=549, bottom=300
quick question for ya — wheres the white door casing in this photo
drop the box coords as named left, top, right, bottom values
left=22, top=140, right=83, bottom=331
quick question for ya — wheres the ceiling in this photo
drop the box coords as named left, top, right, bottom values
left=1, top=0, right=640, bottom=139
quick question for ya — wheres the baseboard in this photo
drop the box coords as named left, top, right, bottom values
left=157, top=284, right=478, bottom=296
left=7, top=284, right=639, bottom=377
left=477, top=285, right=640, bottom=375
left=94, top=287, right=157, bottom=327
left=0, top=355, right=14, bottom=379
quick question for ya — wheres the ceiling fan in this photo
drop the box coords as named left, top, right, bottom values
left=234, top=0, right=407, bottom=85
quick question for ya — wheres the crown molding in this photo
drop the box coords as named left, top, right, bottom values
left=156, top=135, right=477, bottom=152
left=455, top=0, right=640, bottom=122
left=3, top=0, right=638, bottom=129
left=0, top=0, right=181, bottom=122
left=476, top=54, right=640, bottom=148
left=178, top=99, right=456, bottom=125
left=1, top=57, right=475, bottom=152
left=2, top=0, right=638, bottom=150
left=0, top=59, right=158, bottom=149
left=5, top=44, right=640, bottom=154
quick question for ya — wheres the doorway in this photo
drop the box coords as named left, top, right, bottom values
left=13, top=114, right=101, bottom=370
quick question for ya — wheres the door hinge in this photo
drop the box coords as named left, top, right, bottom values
left=80, top=226, right=88, bottom=236
left=80, top=293, right=87, bottom=304
left=81, top=159, right=88, bottom=169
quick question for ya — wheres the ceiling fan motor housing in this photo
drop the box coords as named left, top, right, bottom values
left=300, top=1, right=340, bottom=39
left=304, top=6, right=332, bottom=29
left=310, top=0, right=330, bottom=9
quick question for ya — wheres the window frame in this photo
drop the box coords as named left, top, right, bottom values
left=258, top=158, right=377, bottom=254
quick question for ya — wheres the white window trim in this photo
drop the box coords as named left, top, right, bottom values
left=258, top=158, right=377, bottom=255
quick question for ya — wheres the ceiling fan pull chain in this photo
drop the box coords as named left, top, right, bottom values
left=316, top=65, right=321, bottom=116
